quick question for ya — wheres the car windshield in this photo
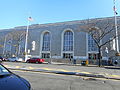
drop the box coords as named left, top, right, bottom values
left=32, top=58, right=38, bottom=59
left=0, top=64, right=10, bottom=75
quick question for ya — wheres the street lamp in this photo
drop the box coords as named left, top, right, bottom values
left=24, top=17, right=33, bottom=62
left=24, top=20, right=29, bottom=62
left=113, top=0, right=120, bottom=55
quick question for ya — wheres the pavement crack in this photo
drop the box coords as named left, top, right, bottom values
left=83, top=77, right=97, bottom=81
left=69, top=81, right=73, bottom=90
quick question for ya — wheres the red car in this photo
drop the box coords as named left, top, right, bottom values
left=26, top=58, right=45, bottom=63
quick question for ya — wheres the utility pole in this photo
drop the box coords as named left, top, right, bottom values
left=24, top=17, right=33, bottom=62
left=24, top=20, right=29, bottom=62
left=113, top=0, right=119, bottom=53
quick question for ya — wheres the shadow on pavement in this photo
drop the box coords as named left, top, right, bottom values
left=104, top=66, right=120, bottom=70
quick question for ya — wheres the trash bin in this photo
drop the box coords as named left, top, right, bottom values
left=81, top=61, right=86, bottom=66
left=86, top=60, right=89, bottom=65
left=114, top=60, right=118, bottom=65
left=81, top=60, right=88, bottom=66
left=73, top=59, right=76, bottom=64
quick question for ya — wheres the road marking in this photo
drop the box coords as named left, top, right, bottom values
left=57, top=69, right=70, bottom=72
left=100, top=72, right=109, bottom=76
left=80, top=72, right=92, bottom=74
left=12, top=70, right=78, bottom=77
left=107, top=75, right=120, bottom=78
left=16, top=66, right=20, bottom=68
left=28, top=67, right=34, bottom=69
left=111, top=75, right=120, bottom=77
left=42, top=68, right=53, bottom=70
left=75, top=70, right=81, bottom=72
left=12, top=70, right=120, bottom=82
left=3, top=64, right=120, bottom=80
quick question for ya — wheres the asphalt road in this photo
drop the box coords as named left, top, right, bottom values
left=12, top=70, right=120, bottom=90
left=3, top=62, right=120, bottom=77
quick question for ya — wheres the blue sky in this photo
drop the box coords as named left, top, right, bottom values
left=0, top=0, right=120, bottom=29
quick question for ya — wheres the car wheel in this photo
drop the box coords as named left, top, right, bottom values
left=39, top=62, right=42, bottom=64
left=26, top=61, right=29, bottom=63
left=36, top=61, right=39, bottom=64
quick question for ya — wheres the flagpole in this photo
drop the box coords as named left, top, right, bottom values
left=24, top=19, right=29, bottom=62
left=113, top=0, right=119, bottom=53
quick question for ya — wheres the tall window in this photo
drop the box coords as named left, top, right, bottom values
left=42, top=32, right=50, bottom=51
left=42, top=53, right=50, bottom=58
left=88, top=34, right=98, bottom=52
left=63, top=31, right=73, bottom=51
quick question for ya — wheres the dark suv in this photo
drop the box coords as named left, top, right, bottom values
left=0, top=63, right=32, bottom=90
left=0, top=56, right=3, bottom=62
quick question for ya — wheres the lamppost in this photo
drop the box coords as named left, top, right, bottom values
left=24, top=20, right=29, bottom=62
left=24, top=17, right=33, bottom=62
left=113, top=0, right=120, bottom=56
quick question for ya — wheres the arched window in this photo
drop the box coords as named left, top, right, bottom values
left=42, top=32, right=50, bottom=51
left=63, top=31, right=73, bottom=51
left=41, top=32, right=51, bottom=58
left=88, top=34, right=98, bottom=60
left=88, top=34, right=97, bottom=52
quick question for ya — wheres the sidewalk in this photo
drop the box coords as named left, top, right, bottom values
left=3, top=62, right=120, bottom=80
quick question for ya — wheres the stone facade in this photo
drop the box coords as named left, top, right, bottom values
left=27, top=23, right=88, bottom=59
left=1, top=16, right=120, bottom=61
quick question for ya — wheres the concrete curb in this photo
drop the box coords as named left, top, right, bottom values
left=8, top=67, right=120, bottom=80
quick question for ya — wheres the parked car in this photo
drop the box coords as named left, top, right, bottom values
left=0, top=63, right=31, bottom=90
left=17, top=58, right=24, bottom=62
left=0, top=56, right=3, bottom=63
left=0, top=56, right=7, bottom=62
left=0, top=56, right=3, bottom=61
left=7, top=57, right=23, bottom=62
left=26, top=57, right=45, bottom=63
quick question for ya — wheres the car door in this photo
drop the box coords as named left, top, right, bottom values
left=31, top=58, right=34, bottom=63
left=34, top=58, right=38, bottom=63
left=32, top=58, right=36, bottom=63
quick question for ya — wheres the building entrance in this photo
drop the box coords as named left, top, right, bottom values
left=88, top=53, right=98, bottom=64
left=63, top=53, right=73, bottom=59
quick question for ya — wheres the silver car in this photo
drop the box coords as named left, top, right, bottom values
left=7, top=57, right=23, bottom=62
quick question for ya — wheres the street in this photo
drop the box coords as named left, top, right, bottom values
left=12, top=69, right=120, bottom=90
left=3, top=62, right=120, bottom=77
left=2, top=62, right=120, bottom=90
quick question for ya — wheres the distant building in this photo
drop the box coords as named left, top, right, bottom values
left=0, top=16, right=120, bottom=62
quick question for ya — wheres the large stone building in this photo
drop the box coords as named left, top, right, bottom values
left=1, top=16, right=120, bottom=62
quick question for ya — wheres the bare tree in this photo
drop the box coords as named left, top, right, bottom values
left=80, top=19, right=120, bottom=67
left=8, top=30, right=26, bottom=57
left=0, top=36, right=5, bottom=56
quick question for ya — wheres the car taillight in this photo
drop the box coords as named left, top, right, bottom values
left=40, top=59, right=42, bottom=62
left=40, top=59, right=44, bottom=62
left=42, top=59, right=44, bottom=62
